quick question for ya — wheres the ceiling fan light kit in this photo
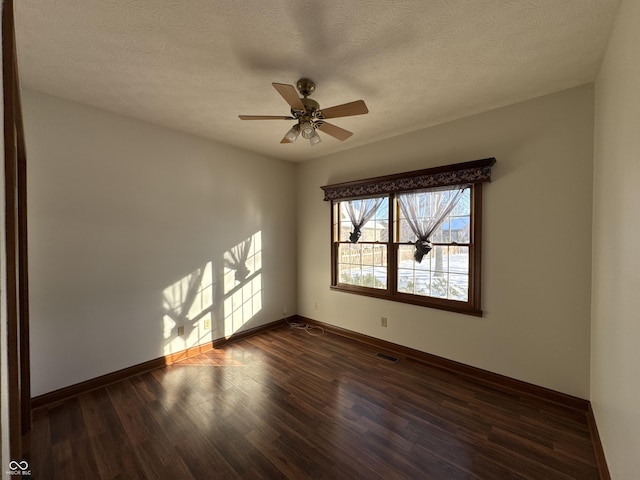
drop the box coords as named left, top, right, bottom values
left=300, top=121, right=314, bottom=139
left=309, top=129, right=322, bottom=146
left=239, top=78, right=368, bottom=146
left=282, top=124, right=300, bottom=144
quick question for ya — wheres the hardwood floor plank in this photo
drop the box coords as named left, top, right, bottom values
left=471, top=453, right=529, bottom=480
left=174, top=432, right=237, bottom=479
left=488, top=426, right=599, bottom=479
left=27, top=327, right=600, bottom=479
left=410, top=443, right=480, bottom=480
left=87, top=432, right=143, bottom=480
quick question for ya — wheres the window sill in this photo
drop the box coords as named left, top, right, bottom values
left=330, top=284, right=483, bottom=317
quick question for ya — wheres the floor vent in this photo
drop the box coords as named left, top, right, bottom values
left=376, top=352, right=399, bottom=363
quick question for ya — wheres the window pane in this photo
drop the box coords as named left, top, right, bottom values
left=397, top=244, right=469, bottom=301
left=432, top=221, right=449, bottom=243
left=397, top=187, right=469, bottom=244
left=449, top=246, right=469, bottom=274
left=449, top=274, right=469, bottom=301
left=451, top=188, right=471, bottom=215
left=397, top=262, right=415, bottom=293
left=339, top=221, right=352, bottom=242
left=434, top=216, right=470, bottom=244
left=398, top=245, right=426, bottom=294
left=432, top=246, right=448, bottom=273
left=451, top=216, right=470, bottom=243
left=339, top=197, right=389, bottom=243
left=338, top=243, right=387, bottom=289
left=430, top=274, right=448, bottom=298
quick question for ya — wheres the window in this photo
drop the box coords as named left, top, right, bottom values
left=335, top=196, right=389, bottom=289
left=323, top=158, right=495, bottom=316
left=396, top=187, right=470, bottom=302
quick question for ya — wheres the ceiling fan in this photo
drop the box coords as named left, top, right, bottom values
left=238, top=78, right=368, bottom=146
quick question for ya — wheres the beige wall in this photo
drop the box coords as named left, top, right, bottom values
left=24, top=90, right=298, bottom=396
left=297, top=85, right=594, bottom=398
left=592, top=0, right=640, bottom=476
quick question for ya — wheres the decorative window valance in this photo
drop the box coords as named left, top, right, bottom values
left=321, top=158, right=496, bottom=201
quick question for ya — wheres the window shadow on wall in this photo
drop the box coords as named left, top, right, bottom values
left=162, top=231, right=263, bottom=358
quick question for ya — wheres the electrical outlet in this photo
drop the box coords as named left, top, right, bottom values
left=381, top=317, right=388, bottom=328
left=177, top=326, right=185, bottom=336
left=203, top=319, right=211, bottom=330
left=313, top=302, right=318, bottom=311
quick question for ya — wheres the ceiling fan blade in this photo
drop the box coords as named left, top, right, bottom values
left=280, top=136, right=292, bottom=144
left=317, top=100, right=368, bottom=119
left=238, top=115, right=294, bottom=120
left=316, top=122, right=353, bottom=141
left=272, top=83, right=305, bottom=111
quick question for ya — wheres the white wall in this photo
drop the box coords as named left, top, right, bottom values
left=592, top=0, right=640, bottom=477
left=297, top=85, right=594, bottom=398
left=24, top=89, right=297, bottom=396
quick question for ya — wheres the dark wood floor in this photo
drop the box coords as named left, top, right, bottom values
left=26, top=326, right=599, bottom=479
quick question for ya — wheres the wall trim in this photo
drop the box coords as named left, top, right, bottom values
left=298, top=315, right=615, bottom=478
left=298, top=315, right=589, bottom=411
left=587, top=404, right=611, bottom=480
left=31, top=319, right=286, bottom=409
left=31, top=314, right=610, bottom=479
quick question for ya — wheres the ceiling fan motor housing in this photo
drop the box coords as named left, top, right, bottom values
left=296, top=78, right=316, bottom=97
left=292, top=97, right=320, bottom=122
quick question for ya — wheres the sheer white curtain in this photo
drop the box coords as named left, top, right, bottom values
left=343, top=198, right=383, bottom=243
left=397, top=186, right=467, bottom=263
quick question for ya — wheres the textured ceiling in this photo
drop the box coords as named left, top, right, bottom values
left=16, top=0, right=621, bottom=162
